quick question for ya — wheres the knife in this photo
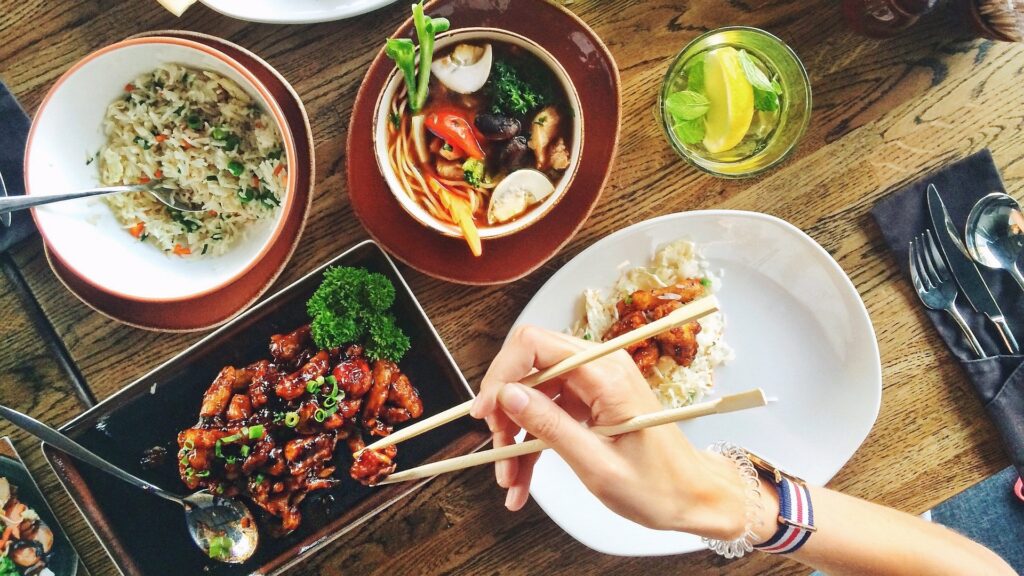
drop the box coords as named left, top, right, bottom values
left=927, top=184, right=1019, bottom=354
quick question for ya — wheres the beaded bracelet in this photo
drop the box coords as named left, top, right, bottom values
left=701, top=441, right=765, bottom=559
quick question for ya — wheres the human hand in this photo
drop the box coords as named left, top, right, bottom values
left=470, top=325, right=754, bottom=540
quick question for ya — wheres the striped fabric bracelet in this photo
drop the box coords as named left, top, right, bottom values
left=754, top=476, right=815, bottom=554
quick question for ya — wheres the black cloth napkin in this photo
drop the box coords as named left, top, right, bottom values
left=873, top=148, right=1024, bottom=478
left=0, top=80, right=35, bottom=253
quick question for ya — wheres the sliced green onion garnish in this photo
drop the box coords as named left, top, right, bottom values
left=221, top=433, right=241, bottom=444
left=227, top=160, right=244, bottom=177
left=183, top=440, right=195, bottom=451
left=208, top=535, right=233, bottom=560
left=240, top=445, right=250, bottom=457
left=184, top=466, right=194, bottom=478
left=196, top=469, right=211, bottom=477
left=253, top=473, right=265, bottom=485
left=313, top=409, right=327, bottom=423
left=179, top=455, right=189, bottom=466
left=323, top=396, right=337, bottom=409
left=214, top=440, right=224, bottom=459
left=248, top=424, right=265, bottom=439
left=325, top=375, right=337, bottom=386
left=306, top=380, right=320, bottom=394
left=283, top=412, right=299, bottom=428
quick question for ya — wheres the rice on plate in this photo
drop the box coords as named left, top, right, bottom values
left=98, top=63, right=287, bottom=257
left=573, top=240, right=734, bottom=408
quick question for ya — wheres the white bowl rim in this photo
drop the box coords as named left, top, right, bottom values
left=24, top=36, right=299, bottom=303
left=372, top=26, right=585, bottom=240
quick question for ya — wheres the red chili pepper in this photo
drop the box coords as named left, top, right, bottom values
left=124, top=83, right=134, bottom=92
left=423, top=108, right=485, bottom=160
left=155, top=134, right=168, bottom=143
left=154, top=170, right=163, bottom=179
left=138, top=176, right=151, bottom=184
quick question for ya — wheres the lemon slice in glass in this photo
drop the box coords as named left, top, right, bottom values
left=702, top=47, right=754, bottom=154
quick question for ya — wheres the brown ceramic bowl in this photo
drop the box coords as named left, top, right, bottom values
left=42, top=240, right=489, bottom=576
left=45, top=31, right=314, bottom=332
left=373, top=27, right=584, bottom=240
left=348, top=0, right=620, bottom=285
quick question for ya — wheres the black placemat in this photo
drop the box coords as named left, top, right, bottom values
left=873, top=148, right=1024, bottom=478
left=0, top=80, right=34, bottom=252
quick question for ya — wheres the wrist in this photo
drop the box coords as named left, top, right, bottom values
left=675, top=452, right=750, bottom=539
left=751, top=473, right=782, bottom=544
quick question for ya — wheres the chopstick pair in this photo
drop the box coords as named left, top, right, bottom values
left=377, top=388, right=767, bottom=485
left=359, top=295, right=723, bottom=456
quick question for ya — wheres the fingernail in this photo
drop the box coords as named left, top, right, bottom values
left=504, top=487, right=518, bottom=510
left=498, top=384, right=529, bottom=415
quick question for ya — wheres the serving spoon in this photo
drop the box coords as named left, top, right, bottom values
left=965, top=192, right=1024, bottom=292
left=0, top=181, right=205, bottom=215
left=0, top=404, right=258, bottom=563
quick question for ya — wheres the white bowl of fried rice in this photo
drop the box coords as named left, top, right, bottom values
left=24, top=37, right=298, bottom=302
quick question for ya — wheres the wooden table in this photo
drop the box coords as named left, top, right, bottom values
left=0, top=1, right=1017, bottom=574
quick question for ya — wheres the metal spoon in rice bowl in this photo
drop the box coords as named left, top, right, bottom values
left=0, top=181, right=205, bottom=216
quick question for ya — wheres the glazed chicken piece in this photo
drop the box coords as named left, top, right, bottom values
left=363, top=360, right=397, bottom=430
left=350, top=445, right=398, bottom=486
left=436, top=158, right=465, bottom=180
left=603, top=280, right=708, bottom=377
left=269, top=325, right=312, bottom=364
left=276, top=350, right=330, bottom=400
left=333, top=345, right=373, bottom=399
left=387, top=374, right=423, bottom=418
left=549, top=137, right=570, bottom=171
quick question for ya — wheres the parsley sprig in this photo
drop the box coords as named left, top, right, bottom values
left=307, top=267, right=410, bottom=362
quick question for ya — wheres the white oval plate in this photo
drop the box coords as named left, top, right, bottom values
left=511, top=210, right=882, bottom=556
left=199, top=0, right=397, bottom=23
left=25, top=38, right=295, bottom=302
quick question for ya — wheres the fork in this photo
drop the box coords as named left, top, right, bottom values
left=910, top=229, right=988, bottom=358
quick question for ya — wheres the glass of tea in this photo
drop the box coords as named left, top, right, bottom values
left=659, top=27, right=812, bottom=178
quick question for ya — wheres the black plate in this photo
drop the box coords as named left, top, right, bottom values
left=0, top=438, right=78, bottom=576
left=42, top=241, right=487, bottom=576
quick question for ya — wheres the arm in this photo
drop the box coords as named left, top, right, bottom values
left=471, top=326, right=1013, bottom=575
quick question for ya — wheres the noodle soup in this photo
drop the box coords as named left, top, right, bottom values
left=374, top=28, right=582, bottom=256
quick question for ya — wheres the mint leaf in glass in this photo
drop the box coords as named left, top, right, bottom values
left=666, top=90, right=710, bottom=121
left=738, top=49, right=773, bottom=92
left=673, top=118, right=705, bottom=145
left=754, top=87, right=779, bottom=111
left=686, top=60, right=705, bottom=93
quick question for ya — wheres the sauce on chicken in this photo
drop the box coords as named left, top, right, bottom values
left=176, top=324, right=423, bottom=534
left=603, top=279, right=705, bottom=376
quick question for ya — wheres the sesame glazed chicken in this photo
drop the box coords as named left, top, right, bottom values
left=603, top=279, right=706, bottom=376
left=177, top=324, right=424, bottom=534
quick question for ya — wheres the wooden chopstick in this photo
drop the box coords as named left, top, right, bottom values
left=375, top=388, right=767, bottom=485
left=358, top=295, right=721, bottom=456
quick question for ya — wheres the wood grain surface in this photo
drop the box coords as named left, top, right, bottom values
left=0, top=0, right=1019, bottom=574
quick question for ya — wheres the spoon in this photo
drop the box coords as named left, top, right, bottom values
left=0, top=404, right=258, bottom=563
left=0, top=181, right=205, bottom=215
left=965, top=192, right=1024, bottom=292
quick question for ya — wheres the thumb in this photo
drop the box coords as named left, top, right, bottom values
left=498, top=383, right=607, bottom=475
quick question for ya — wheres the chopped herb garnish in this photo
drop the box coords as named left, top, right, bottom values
left=173, top=104, right=186, bottom=116
left=206, top=175, right=219, bottom=182
left=227, top=160, right=244, bottom=177
left=186, top=115, right=203, bottom=130
left=196, top=469, right=211, bottom=478
left=283, top=412, right=299, bottom=428
left=306, top=380, right=321, bottom=394
left=221, top=433, right=241, bottom=444
left=208, top=535, right=233, bottom=561
left=313, top=408, right=327, bottom=423
left=267, top=149, right=283, bottom=160
left=700, top=277, right=712, bottom=287
left=248, top=424, right=265, bottom=439
left=223, top=134, right=241, bottom=152
left=240, top=445, right=251, bottom=457
left=323, top=396, right=338, bottom=409
left=133, top=136, right=152, bottom=150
